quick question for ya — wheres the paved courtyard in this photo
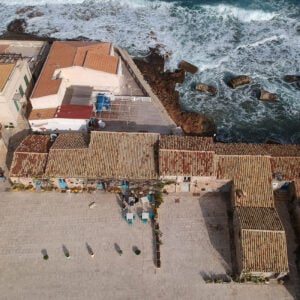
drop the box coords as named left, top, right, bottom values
left=0, top=183, right=296, bottom=299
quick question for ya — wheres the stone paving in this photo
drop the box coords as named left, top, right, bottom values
left=0, top=184, right=296, bottom=299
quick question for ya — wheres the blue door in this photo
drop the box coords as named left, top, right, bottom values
left=58, top=179, right=68, bottom=189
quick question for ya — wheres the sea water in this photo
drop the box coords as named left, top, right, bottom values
left=1, top=0, right=299, bottom=143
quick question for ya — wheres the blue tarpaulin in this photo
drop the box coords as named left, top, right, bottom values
left=96, top=94, right=111, bottom=112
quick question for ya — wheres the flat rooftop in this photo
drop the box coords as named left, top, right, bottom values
left=0, top=182, right=297, bottom=299
left=94, top=100, right=173, bottom=134
left=0, top=40, right=47, bottom=57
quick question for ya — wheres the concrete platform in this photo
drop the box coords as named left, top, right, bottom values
left=0, top=183, right=296, bottom=299
left=96, top=100, right=174, bottom=134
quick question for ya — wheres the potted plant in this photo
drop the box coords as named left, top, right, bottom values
left=43, top=254, right=49, bottom=260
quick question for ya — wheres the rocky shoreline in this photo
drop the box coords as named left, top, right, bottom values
left=133, top=48, right=216, bottom=136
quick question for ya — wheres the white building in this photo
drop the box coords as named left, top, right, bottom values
left=0, top=59, right=30, bottom=125
left=29, top=41, right=122, bottom=132
left=0, top=40, right=49, bottom=127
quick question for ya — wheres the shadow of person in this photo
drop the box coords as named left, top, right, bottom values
left=86, top=242, right=94, bottom=257
left=41, top=248, right=49, bottom=260
left=114, top=243, right=123, bottom=255
left=62, top=244, right=70, bottom=258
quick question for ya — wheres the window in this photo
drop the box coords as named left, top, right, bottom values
left=19, top=85, right=24, bottom=97
left=13, top=100, right=19, bottom=112
left=24, top=75, right=29, bottom=86
left=183, top=177, right=191, bottom=182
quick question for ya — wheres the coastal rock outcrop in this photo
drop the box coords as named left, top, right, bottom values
left=177, top=112, right=216, bottom=135
left=283, top=75, right=300, bottom=83
left=259, top=90, right=278, bottom=102
left=7, top=19, right=27, bottom=34
left=27, top=11, right=44, bottom=19
left=178, top=60, right=198, bottom=74
left=228, top=75, right=251, bottom=89
left=16, top=6, right=35, bottom=15
left=195, top=83, right=217, bottom=96
left=134, top=49, right=216, bottom=136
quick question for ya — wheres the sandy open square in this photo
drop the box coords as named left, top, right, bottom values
left=0, top=184, right=296, bottom=299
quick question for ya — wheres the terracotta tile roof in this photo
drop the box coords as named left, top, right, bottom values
left=215, top=142, right=300, bottom=157
left=88, top=131, right=159, bottom=179
left=16, top=135, right=52, bottom=153
left=45, top=133, right=91, bottom=177
left=0, top=45, right=9, bottom=53
left=240, top=229, right=288, bottom=273
left=83, top=52, right=118, bottom=74
left=44, top=132, right=159, bottom=179
left=214, top=143, right=268, bottom=156
left=29, top=108, right=58, bottom=120
left=160, top=135, right=214, bottom=151
left=0, top=63, right=15, bottom=92
left=31, top=41, right=113, bottom=99
left=46, top=149, right=89, bottom=178
left=73, top=43, right=111, bottom=65
left=51, top=133, right=89, bottom=149
left=235, top=202, right=288, bottom=273
left=217, top=156, right=274, bottom=207
left=159, top=135, right=214, bottom=176
left=235, top=207, right=283, bottom=231
left=270, top=157, right=300, bottom=180
left=262, top=144, right=300, bottom=157
left=56, top=105, right=93, bottom=119
left=159, top=150, right=214, bottom=176
left=9, top=152, right=48, bottom=177
left=9, top=135, right=52, bottom=178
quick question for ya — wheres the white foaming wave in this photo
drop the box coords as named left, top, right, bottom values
left=199, top=56, right=230, bottom=71
left=1, top=0, right=84, bottom=4
left=202, top=4, right=277, bottom=22
left=1, top=0, right=151, bottom=7
left=236, top=35, right=286, bottom=50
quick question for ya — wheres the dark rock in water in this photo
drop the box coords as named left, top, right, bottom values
left=178, top=112, right=216, bottom=136
left=134, top=49, right=216, bottom=136
left=178, top=60, right=198, bottom=74
left=259, top=90, right=278, bottom=102
left=7, top=19, right=27, bottom=34
left=283, top=75, right=300, bottom=83
left=195, top=83, right=217, bottom=96
left=27, top=11, right=44, bottom=19
left=228, top=75, right=251, bottom=88
left=297, top=81, right=300, bottom=88
left=265, top=138, right=282, bottom=145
